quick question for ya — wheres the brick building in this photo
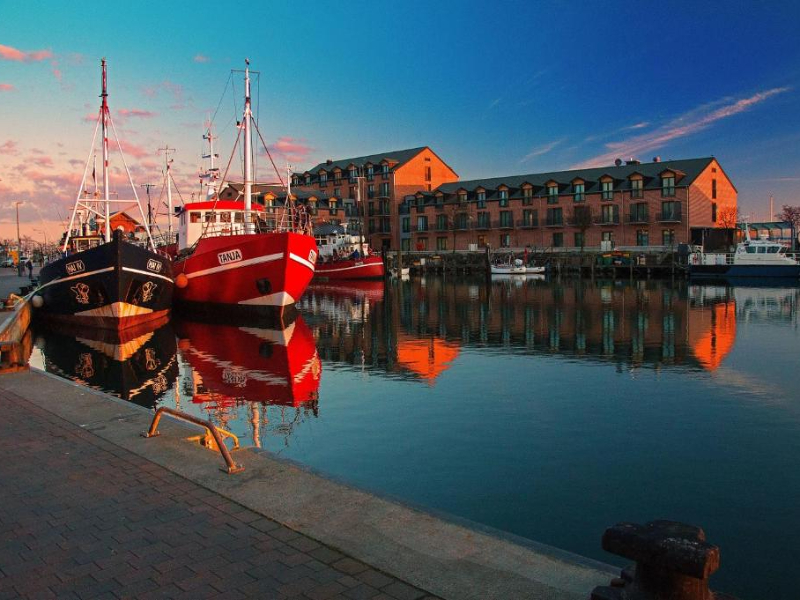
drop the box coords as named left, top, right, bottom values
left=404, top=157, right=736, bottom=251
left=292, top=147, right=458, bottom=249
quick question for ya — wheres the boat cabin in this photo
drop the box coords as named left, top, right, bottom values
left=313, top=223, right=368, bottom=259
left=176, top=201, right=266, bottom=250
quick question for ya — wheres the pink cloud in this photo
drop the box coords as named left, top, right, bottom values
left=0, top=83, right=14, bottom=92
left=116, top=140, right=151, bottom=159
left=31, top=155, right=54, bottom=168
left=194, top=54, right=210, bottom=63
left=0, top=140, right=19, bottom=156
left=117, top=108, right=157, bottom=119
left=0, top=44, right=52, bottom=62
left=139, top=159, right=159, bottom=170
left=82, top=112, right=99, bottom=123
left=572, top=87, right=790, bottom=168
left=267, top=137, right=314, bottom=164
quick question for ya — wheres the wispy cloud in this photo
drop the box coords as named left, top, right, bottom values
left=194, top=54, right=210, bottom=63
left=519, top=138, right=565, bottom=164
left=0, top=140, right=19, bottom=156
left=117, top=108, right=158, bottom=119
left=263, top=136, right=314, bottom=165
left=116, top=140, right=151, bottom=159
left=0, top=44, right=52, bottom=62
left=572, top=87, right=790, bottom=168
left=0, top=83, right=14, bottom=92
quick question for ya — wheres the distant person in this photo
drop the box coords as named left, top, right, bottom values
left=26, top=259, right=33, bottom=279
left=17, top=260, right=23, bottom=277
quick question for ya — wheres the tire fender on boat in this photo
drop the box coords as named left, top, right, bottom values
left=175, top=274, right=189, bottom=289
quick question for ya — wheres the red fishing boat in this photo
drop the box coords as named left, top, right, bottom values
left=312, top=223, right=384, bottom=280
left=171, top=60, right=317, bottom=314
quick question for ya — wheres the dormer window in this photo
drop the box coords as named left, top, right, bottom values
left=498, top=188, right=509, bottom=207
left=382, top=164, right=390, bottom=179
left=366, top=165, right=374, bottom=181
left=333, top=169, right=342, bottom=183
left=458, top=191, right=467, bottom=204
left=319, top=171, right=328, bottom=186
left=573, top=183, right=585, bottom=203
left=522, top=185, right=533, bottom=205
left=349, top=167, right=358, bottom=182
left=601, top=179, right=614, bottom=200
left=476, top=190, right=486, bottom=208
left=547, top=183, right=559, bottom=204
left=631, top=177, right=643, bottom=198
left=661, top=174, right=675, bottom=197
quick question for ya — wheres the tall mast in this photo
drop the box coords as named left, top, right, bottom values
left=159, top=144, right=176, bottom=237
left=101, top=58, right=111, bottom=242
left=201, top=122, right=219, bottom=201
left=243, top=59, right=253, bottom=234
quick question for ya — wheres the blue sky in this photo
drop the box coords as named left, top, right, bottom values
left=1, top=0, right=799, bottom=239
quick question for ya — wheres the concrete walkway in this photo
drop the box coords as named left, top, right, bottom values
left=0, top=370, right=615, bottom=599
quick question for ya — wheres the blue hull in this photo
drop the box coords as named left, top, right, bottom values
left=689, top=264, right=800, bottom=278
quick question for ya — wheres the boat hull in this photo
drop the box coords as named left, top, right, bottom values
left=314, top=255, right=385, bottom=280
left=173, top=231, right=317, bottom=310
left=491, top=265, right=545, bottom=275
left=36, top=235, right=173, bottom=331
left=689, top=264, right=800, bottom=278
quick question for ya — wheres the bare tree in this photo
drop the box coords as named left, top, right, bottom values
left=568, top=206, right=593, bottom=252
left=778, top=205, right=800, bottom=250
left=717, top=207, right=739, bottom=229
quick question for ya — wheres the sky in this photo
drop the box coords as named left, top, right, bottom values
left=1, top=0, right=800, bottom=243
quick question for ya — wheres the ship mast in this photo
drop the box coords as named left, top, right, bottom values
left=243, top=59, right=253, bottom=234
left=101, top=58, right=111, bottom=243
left=158, top=145, right=176, bottom=238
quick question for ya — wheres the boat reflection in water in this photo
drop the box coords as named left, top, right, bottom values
left=32, top=317, right=178, bottom=408
left=170, top=314, right=321, bottom=448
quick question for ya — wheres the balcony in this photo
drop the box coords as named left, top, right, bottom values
left=657, top=210, right=682, bottom=222
left=411, top=224, right=428, bottom=233
left=545, top=218, right=564, bottom=227
left=626, top=214, right=650, bottom=224
left=474, top=220, right=491, bottom=230
left=594, top=215, right=620, bottom=225
left=494, top=219, right=515, bottom=229
left=517, top=218, right=538, bottom=228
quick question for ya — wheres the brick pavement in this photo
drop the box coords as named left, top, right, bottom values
left=0, top=389, right=439, bottom=600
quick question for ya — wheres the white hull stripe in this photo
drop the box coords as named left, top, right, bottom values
left=317, top=262, right=383, bottom=274
left=185, top=252, right=284, bottom=280
left=121, top=267, right=175, bottom=284
left=288, top=252, right=316, bottom=272
left=36, top=267, right=116, bottom=292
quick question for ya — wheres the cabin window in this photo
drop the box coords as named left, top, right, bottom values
left=204, top=212, right=215, bottom=223
left=768, top=246, right=779, bottom=254
left=220, top=212, right=231, bottom=223
left=190, top=212, right=201, bottom=223
left=234, top=212, right=244, bottom=223
left=757, top=246, right=767, bottom=254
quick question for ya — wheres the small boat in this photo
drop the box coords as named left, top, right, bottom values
left=171, top=61, right=317, bottom=314
left=313, top=223, right=384, bottom=280
left=35, top=59, right=173, bottom=330
left=689, top=228, right=800, bottom=279
left=490, top=257, right=545, bottom=275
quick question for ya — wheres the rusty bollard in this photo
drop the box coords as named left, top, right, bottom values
left=590, top=520, right=737, bottom=600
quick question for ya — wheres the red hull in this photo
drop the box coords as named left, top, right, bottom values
left=314, top=255, right=384, bottom=280
left=173, top=232, right=317, bottom=307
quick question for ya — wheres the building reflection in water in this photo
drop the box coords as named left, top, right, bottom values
left=33, top=317, right=178, bottom=408
left=172, top=315, right=321, bottom=448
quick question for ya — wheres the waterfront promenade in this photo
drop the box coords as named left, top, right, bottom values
left=0, top=368, right=615, bottom=599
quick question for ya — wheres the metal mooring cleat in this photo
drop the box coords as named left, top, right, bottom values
left=590, top=520, right=737, bottom=600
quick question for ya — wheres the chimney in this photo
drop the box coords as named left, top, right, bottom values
left=625, top=158, right=641, bottom=166
left=326, top=159, right=333, bottom=165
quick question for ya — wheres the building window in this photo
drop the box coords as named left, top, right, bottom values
left=456, top=213, right=469, bottom=230
left=712, top=179, right=717, bottom=200
left=522, top=187, right=533, bottom=205
left=546, top=207, right=563, bottom=226
left=380, top=182, right=389, bottom=197
left=661, top=175, right=675, bottom=197
left=402, top=217, right=410, bottom=233
left=477, top=191, right=486, bottom=208
left=477, top=212, right=490, bottom=229
left=416, top=215, right=428, bottom=232
left=602, top=231, right=614, bottom=244
left=553, top=232, right=563, bottom=247
left=349, top=168, right=358, bottom=182
left=499, top=189, right=509, bottom=206
left=636, top=229, right=649, bottom=246
left=631, top=178, right=643, bottom=199
left=500, top=233, right=511, bottom=248
left=320, top=172, right=327, bottom=186
left=662, top=229, right=676, bottom=245
left=401, top=238, right=410, bottom=251
left=367, top=184, right=375, bottom=199
left=333, top=188, right=340, bottom=198
left=573, top=183, right=585, bottom=202
left=477, top=234, right=487, bottom=247
left=660, top=201, right=681, bottom=221
left=500, top=211, right=513, bottom=228
left=366, top=165, right=374, bottom=181
left=601, top=204, right=619, bottom=224
left=382, top=164, right=389, bottom=179
left=436, top=214, right=448, bottom=231
left=630, top=202, right=648, bottom=223
left=349, top=186, right=355, bottom=198
left=425, top=166, right=432, bottom=182
left=416, top=237, right=428, bottom=251
left=458, top=191, right=468, bottom=204
left=522, top=209, right=537, bottom=227
left=574, top=232, right=584, bottom=248
left=547, top=184, right=559, bottom=204
left=436, top=236, right=447, bottom=250
left=712, top=202, right=717, bottom=223
left=601, top=180, right=613, bottom=200
left=305, top=174, right=311, bottom=185
left=333, top=170, right=342, bottom=183
left=435, top=194, right=444, bottom=206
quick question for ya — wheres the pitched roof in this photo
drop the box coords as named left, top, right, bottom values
left=306, top=147, right=428, bottom=174
left=436, top=157, right=716, bottom=194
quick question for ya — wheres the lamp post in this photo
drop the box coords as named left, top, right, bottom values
left=14, top=201, right=21, bottom=254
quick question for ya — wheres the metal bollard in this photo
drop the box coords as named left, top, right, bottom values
left=590, top=520, right=737, bottom=600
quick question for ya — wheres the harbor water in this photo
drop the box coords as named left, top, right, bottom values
left=30, top=276, right=800, bottom=599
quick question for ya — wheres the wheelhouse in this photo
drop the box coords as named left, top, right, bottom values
left=177, top=201, right=266, bottom=250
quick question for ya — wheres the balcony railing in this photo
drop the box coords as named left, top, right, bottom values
left=517, top=218, right=538, bottom=228
left=626, top=213, right=650, bottom=224
left=411, top=224, right=429, bottom=233
left=474, top=220, right=491, bottom=230
left=545, top=217, right=564, bottom=227
left=657, top=210, right=682, bottom=222
left=594, top=214, right=620, bottom=225
left=494, top=219, right=515, bottom=229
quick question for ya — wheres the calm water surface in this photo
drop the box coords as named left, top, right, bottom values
left=31, top=277, right=800, bottom=599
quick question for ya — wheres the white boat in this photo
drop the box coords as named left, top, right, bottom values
left=490, top=257, right=545, bottom=275
left=689, top=227, right=800, bottom=279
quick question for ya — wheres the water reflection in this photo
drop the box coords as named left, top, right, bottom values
left=33, top=318, right=178, bottom=408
